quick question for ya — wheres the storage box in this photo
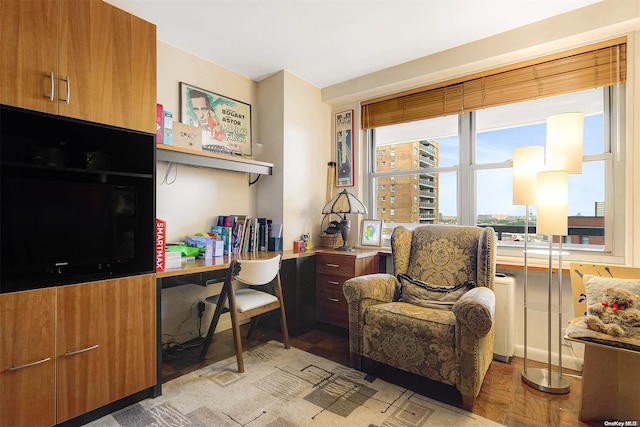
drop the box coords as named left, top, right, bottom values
left=156, top=218, right=166, bottom=271
left=165, top=251, right=181, bottom=269
left=173, top=121, right=202, bottom=149
left=186, top=235, right=214, bottom=259
left=213, top=240, right=224, bottom=257
left=293, top=240, right=305, bottom=253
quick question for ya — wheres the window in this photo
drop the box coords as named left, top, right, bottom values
left=362, top=39, right=626, bottom=261
left=366, top=87, right=625, bottom=259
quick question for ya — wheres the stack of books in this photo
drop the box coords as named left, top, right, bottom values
left=214, top=215, right=282, bottom=254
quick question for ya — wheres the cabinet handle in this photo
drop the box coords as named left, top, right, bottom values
left=62, top=76, right=70, bottom=104
left=327, top=298, right=340, bottom=302
left=328, top=281, right=340, bottom=285
left=46, top=72, right=55, bottom=101
left=326, top=263, right=340, bottom=268
left=9, top=357, right=51, bottom=371
left=64, top=344, right=99, bottom=356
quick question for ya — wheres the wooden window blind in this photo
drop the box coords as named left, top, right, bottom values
left=361, top=38, right=626, bottom=130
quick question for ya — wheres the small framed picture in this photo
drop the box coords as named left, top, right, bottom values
left=361, top=219, right=383, bottom=247
left=336, top=109, right=354, bottom=187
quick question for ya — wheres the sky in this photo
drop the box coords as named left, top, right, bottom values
left=437, top=114, right=605, bottom=217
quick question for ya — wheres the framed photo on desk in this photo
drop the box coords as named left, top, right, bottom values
left=361, top=219, right=383, bottom=247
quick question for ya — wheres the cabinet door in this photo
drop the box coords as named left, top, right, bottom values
left=0, top=0, right=59, bottom=114
left=0, top=288, right=57, bottom=427
left=58, top=0, right=157, bottom=133
left=57, top=275, right=156, bottom=422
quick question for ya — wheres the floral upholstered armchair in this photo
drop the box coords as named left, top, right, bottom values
left=343, top=224, right=496, bottom=411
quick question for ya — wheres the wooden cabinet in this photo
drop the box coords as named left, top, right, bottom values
left=57, top=274, right=156, bottom=422
left=0, top=274, right=156, bottom=425
left=0, top=288, right=57, bottom=427
left=316, top=251, right=378, bottom=328
left=0, top=0, right=156, bottom=133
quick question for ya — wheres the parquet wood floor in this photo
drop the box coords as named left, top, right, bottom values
left=161, top=324, right=603, bottom=427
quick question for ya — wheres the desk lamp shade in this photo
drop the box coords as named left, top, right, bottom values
left=322, top=189, right=368, bottom=251
left=322, top=189, right=368, bottom=217
left=545, top=113, right=584, bottom=174
left=536, top=170, right=568, bottom=236
left=513, top=146, right=545, bottom=205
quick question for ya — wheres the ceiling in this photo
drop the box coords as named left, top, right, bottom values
left=122, top=0, right=602, bottom=89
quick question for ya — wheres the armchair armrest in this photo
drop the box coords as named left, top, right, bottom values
left=343, top=273, right=398, bottom=304
left=343, top=274, right=399, bottom=359
left=452, top=287, right=495, bottom=338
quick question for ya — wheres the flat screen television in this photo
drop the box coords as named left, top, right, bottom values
left=0, top=105, right=155, bottom=293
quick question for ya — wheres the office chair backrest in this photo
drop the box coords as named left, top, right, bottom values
left=236, top=254, right=282, bottom=286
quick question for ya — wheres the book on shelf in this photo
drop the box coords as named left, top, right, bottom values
left=268, top=223, right=283, bottom=251
left=217, top=215, right=246, bottom=255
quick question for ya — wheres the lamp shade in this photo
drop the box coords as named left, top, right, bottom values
left=322, top=189, right=368, bottom=216
left=513, top=146, right=544, bottom=205
left=536, top=170, right=568, bottom=236
left=545, top=112, right=584, bottom=174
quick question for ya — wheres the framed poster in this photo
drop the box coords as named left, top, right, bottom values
left=361, top=219, right=383, bottom=247
left=179, top=82, right=252, bottom=156
left=336, top=109, right=354, bottom=187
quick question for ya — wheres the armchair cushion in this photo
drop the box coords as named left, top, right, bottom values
left=398, top=273, right=476, bottom=309
left=405, top=226, right=481, bottom=287
left=364, top=302, right=455, bottom=344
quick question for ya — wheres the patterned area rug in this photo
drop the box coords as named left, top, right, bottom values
left=86, top=341, right=501, bottom=427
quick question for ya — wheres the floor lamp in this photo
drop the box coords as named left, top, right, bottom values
left=512, top=146, right=544, bottom=384
left=522, top=170, right=571, bottom=394
left=521, top=112, right=583, bottom=394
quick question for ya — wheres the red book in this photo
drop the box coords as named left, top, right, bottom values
left=156, top=104, right=163, bottom=144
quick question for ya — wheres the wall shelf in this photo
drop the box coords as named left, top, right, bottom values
left=156, top=145, right=273, bottom=175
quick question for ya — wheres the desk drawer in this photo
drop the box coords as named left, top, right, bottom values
left=316, top=282, right=348, bottom=328
left=316, top=254, right=355, bottom=276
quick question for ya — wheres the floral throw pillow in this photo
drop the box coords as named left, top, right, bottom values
left=583, top=275, right=640, bottom=308
left=398, top=273, right=476, bottom=310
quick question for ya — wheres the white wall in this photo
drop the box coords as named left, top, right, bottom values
left=157, top=45, right=330, bottom=345
left=156, top=41, right=261, bottom=344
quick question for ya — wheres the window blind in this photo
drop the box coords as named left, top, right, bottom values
left=361, top=38, right=626, bottom=129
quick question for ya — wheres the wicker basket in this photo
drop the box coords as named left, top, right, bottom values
left=319, top=214, right=343, bottom=248
left=318, top=232, right=343, bottom=249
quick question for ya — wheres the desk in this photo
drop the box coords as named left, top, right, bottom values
left=157, top=249, right=385, bottom=394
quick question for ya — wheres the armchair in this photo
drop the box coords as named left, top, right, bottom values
left=343, top=224, right=496, bottom=411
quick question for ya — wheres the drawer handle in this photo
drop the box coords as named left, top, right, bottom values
left=65, top=344, right=99, bottom=356
left=327, top=298, right=340, bottom=302
left=328, top=281, right=340, bottom=285
left=9, top=357, right=51, bottom=371
left=62, top=75, right=70, bottom=104
left=326, top=263, right=340, bottom=268
left=47, top=71, right=55, bottom=101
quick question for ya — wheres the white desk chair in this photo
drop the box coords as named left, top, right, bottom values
left=199, top=254, right=289, bottom=372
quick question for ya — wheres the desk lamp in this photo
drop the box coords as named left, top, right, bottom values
left=322, top=189, right=368, bottom=251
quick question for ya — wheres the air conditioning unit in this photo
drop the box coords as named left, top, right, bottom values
left=493, top=273, right=516, bottom=362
